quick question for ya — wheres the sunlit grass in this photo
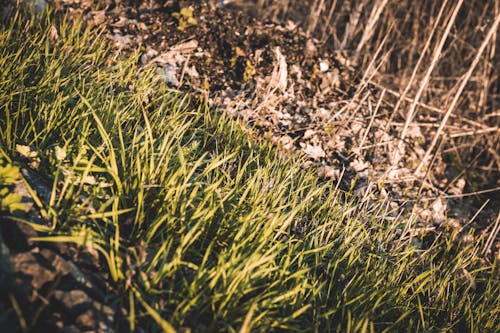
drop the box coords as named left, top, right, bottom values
left=0, top=7, right=498, bottom=332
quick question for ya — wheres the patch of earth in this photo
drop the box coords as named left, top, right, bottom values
left=54, top=0, right=498, bottom=255
left=0, top=170, right=129, bottom=332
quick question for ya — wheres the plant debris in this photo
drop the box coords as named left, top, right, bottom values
left=48, top=0, right=498, bottom=253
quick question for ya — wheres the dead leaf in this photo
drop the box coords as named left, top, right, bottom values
left=49, top=25, right=59, bottom=42
left=88, top=10, right=106, bottom=27
left=54, top=146, right=66, bottom=161
left=431, top=198, right=447, bottom=224
left=303, top=144, right=325, bottom=159
left=406, top=124, right=423, bottom=139
left=108, top=33, right=132, bottom=49
left=151, top=40, right=199, bottom=67
left=157, top=65, right=180, bottom=86
left=184, top=65, right=199, bottom=79
left=110, top=16, right=129, bottom=28
left=82, top=175, right=97, bottom=185
left=141, top=48, right=159, bottom=65
left=16, top=144, right=37, bottom=158
left=170, top=39, right=199, bottom=53
left=269, top=47, right=287, bottom=92
left=351, top=159, right=370, bottom=172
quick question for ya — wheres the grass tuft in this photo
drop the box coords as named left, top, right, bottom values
left=0, top=7, right=498, bottom=332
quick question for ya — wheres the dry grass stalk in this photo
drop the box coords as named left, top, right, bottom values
left=415, top=12, right=500, bottom=175
left=400, top=0, right=464, bottom=142
left=482, top=212, right=500, bottom=256
left=355, top=0, right=388, bottom=54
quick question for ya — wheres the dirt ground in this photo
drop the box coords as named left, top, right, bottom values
left=66, top=0, right=498, bottom=249
left=1, top=0, right=499, bottom=331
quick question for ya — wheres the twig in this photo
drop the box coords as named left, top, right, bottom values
left=415, top=136, right=444, bottom=204
left=459, top=199, right=490, bottom=233
left=368, top=80, right=447, bottom=115
left=391, top=186, right=500, bottom=202
left=449, top=127, right=499, bottom=138
left=416, top=13, right=500, bottom=175
left=482, top=212, right=500, bottom=256
left=357, top=89, right=384, bottom=154
left=400, top=0, right=460, bottom=141
left=178, top=54, right=191, bottom=88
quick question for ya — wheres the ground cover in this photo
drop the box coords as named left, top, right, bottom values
left=53, top=0, right=500, bottom=254
left=0, top=2, right=499, bottom=333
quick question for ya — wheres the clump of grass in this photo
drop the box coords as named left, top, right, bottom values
left=0, top=7, right=499, bottom=332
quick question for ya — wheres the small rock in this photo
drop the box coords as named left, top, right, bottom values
left=319, top=61, right=329, bottom=72
left=76, top=309, right=95, bottom=329
left=93, top=300, right=115, bottom=321
left=54, top=290, right=91, bottom=313
left=12, top=252, right=56, bottom=290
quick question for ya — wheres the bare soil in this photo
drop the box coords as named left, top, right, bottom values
left=66, top=0, right=497, bottom=250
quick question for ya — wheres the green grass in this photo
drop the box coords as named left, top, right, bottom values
left=1, top=7, right=499, bottom=332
